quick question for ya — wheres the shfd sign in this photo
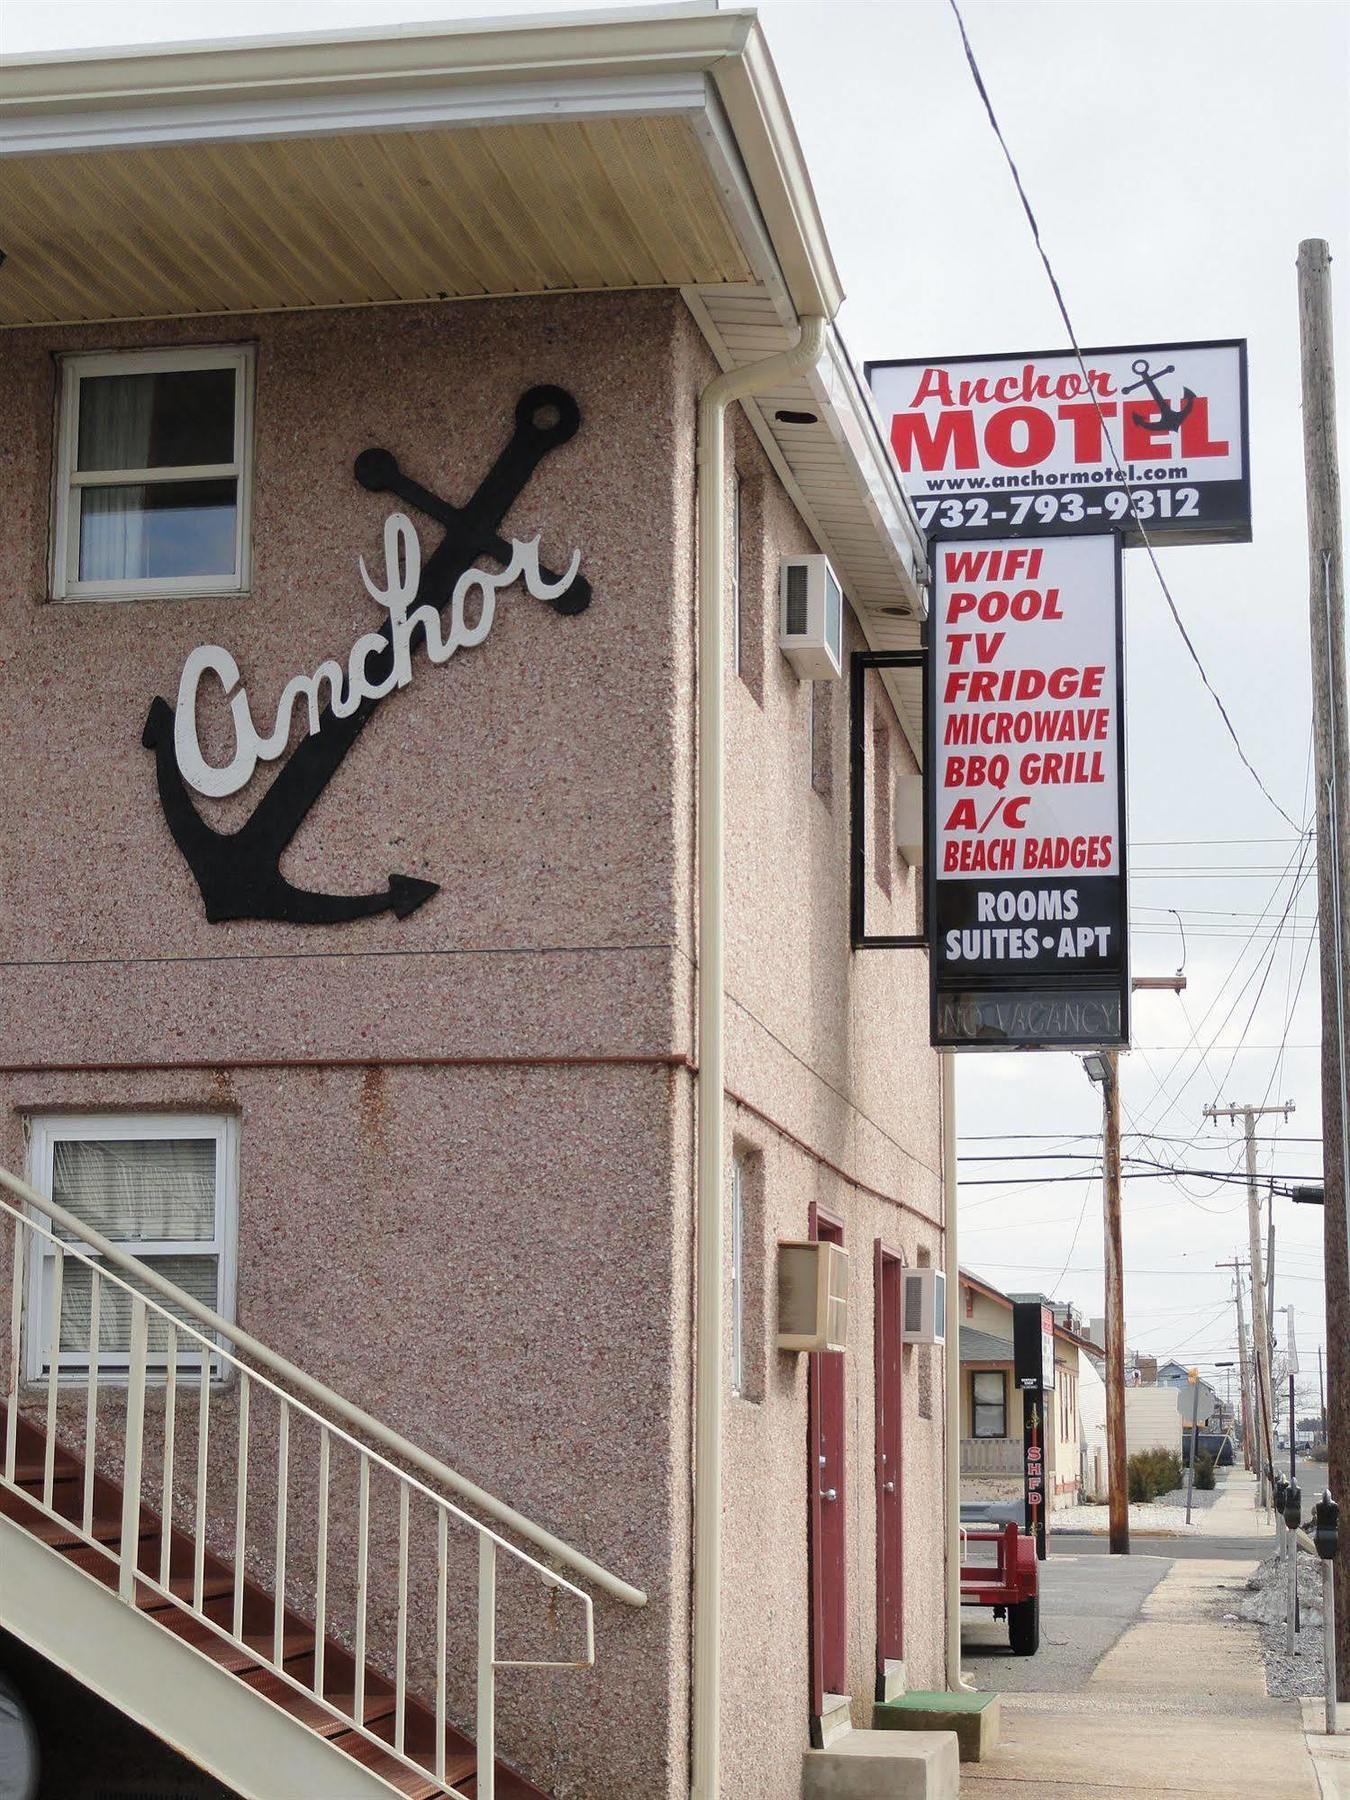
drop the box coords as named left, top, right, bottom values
left=928, top=534, right=1127, bottom=1050
left=868, top=340, right=1249, bottom=547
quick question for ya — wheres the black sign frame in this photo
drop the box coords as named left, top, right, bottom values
left=866, top=337, right=1251, bottom=549
left=849, top=645, right=929, bottom=952
left=926, top=531, right=1130, bottom=1051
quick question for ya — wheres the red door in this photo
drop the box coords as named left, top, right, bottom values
left=809, top=1206, right=847, bottom=1719
left=875, top=1245, right=905, bottom=1690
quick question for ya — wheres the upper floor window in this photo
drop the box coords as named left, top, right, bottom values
left=26, top=1112, right=238, bottom=1381
left=52, top=345, right=254, bottom=601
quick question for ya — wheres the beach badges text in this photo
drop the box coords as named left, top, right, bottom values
left=143, top=387, right=588, bottom=925
left=927, top=533, right=1128, bottom=1050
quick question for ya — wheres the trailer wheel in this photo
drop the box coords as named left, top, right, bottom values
left=1009, top=1593, right=1039, bottom=1656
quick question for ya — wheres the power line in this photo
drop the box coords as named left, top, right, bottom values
left=946, top=0, right=1301, bottom=832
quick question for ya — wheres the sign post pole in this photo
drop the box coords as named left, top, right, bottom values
left=1014, top=1300, right=1055, bottom=1561
left=1102, top=1054, right=1129, bottom=1554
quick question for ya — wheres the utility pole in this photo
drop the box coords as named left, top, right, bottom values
left=1321, top=1345, right=1328, bottom=1447
left=1084, top=973, right=1186, bottom=1556
left=1219, top=1255, right=1254, bottom=1469
left=1204, top=1101, right=1293, bottom=1506
left=1299, top=237, right=1350, bottom=1697
left=1268, top=1213, right=1278, bottom=1377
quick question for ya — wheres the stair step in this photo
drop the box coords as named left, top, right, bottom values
left=242, top=1669, right=396, bottom=1739
left=328, top=1726, right=475, bottom=1798
left=140, top=1572, right=235, bottom=1612
left=154, top=1608, right=315, bottom=1674
left=12, top=1456, right=80, bottom=1485
left=18, top=1509, right=134, bottom=1551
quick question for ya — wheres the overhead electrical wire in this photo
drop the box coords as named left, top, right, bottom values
left=946, top=0, right=1301, bottom=832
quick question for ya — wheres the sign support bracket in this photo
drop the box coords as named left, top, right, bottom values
left=850, top=647, right=929, bottom=952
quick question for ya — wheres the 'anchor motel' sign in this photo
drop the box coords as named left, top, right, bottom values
left=868, top=339, right=1249, bottom=547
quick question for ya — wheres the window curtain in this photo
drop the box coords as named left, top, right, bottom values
left=47, top=1136, right=218, bottom=1361
left=76, top=374, right=154, bottom=580
left=52, top=1138, right=216, bottom=1242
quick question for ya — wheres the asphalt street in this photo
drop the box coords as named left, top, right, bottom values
left=961, top=1547, right=1171, bottom=1691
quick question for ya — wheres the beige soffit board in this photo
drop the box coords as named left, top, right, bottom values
left=0, top=4, right=841, bottom=321
left=0, top=114, right=754, bottom=325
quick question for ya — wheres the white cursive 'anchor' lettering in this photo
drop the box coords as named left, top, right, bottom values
left=173, top=513, right=580, bottom=800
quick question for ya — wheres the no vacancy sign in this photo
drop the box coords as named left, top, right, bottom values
left=928, top=534, right=1128, bottom=1050
left=868, top=340, right=1249, bottom=547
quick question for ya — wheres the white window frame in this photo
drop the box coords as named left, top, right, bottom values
left=25, top=1111, right=239, bottom=1384
left=51, top=344, right=255, bottom=602
left=729, top=1154, right=745, bottom=1397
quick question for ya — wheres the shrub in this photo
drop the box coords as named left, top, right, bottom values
left=1128, top=1448, right=1184, bottom=1502
left=1194, top=1452, right=1216, bottom=1491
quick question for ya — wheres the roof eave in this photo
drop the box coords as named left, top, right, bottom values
left=0, top=5, right=841, bottom=318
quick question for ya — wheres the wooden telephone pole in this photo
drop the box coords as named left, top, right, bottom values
left=1299, top=237, right=1350, bottom=1691
left=1218, top=1256, right=1254, bottom=1468
left=1204, top=1101, right=1293, bottom=1506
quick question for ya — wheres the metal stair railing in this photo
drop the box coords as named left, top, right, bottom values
left=0, top=1164, right=645, bottom=1800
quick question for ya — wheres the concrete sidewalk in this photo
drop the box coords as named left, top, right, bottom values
left=963, top=1554, right=1319, bottom=1797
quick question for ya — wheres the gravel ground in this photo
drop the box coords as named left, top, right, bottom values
left=1233, top=1546, right=1329, bottom=1698
left=1056, top=1482, right=1220, bottom=1534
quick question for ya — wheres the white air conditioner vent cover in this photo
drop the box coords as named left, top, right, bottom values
left=778, top=554, right=843, bottom=680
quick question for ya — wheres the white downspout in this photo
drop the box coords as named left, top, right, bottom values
left=691, top=313, right=827, bottom=1800
left=942, top=1050, right=973, bottom=1689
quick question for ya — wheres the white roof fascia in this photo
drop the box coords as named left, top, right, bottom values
left=0, top=70, right=712, bottom=156
left=0, top=4, right=746, bottom=99
left=808, top=331, right=929, bottom=607
left=705, top=18, right=842, bottom=321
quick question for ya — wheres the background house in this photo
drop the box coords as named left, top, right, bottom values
left=958, top=1271, right=1087, bottom=1514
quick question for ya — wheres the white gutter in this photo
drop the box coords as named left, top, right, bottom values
left=941, top=1051, right=972, bottom=1689
left=692, top=312, right=826, bottom=1800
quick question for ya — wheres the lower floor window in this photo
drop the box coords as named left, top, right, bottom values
left=26, top=1113, right=237, bottom=1381
left=971, top=1369, right=1008, bottom=1438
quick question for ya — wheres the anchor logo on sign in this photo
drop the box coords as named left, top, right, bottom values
left=1121, top=357, right=1196, bottom=432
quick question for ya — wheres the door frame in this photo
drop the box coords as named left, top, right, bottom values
left=874, top=1241, right=906, bottom=1692
left=807, top=1201, right=847, bottom=1724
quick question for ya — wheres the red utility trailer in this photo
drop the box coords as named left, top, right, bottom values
left=960, top=1521, right=1039, bottom=1655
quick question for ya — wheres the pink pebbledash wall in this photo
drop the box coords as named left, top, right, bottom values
left=0, top=289, right=944, bottom=1799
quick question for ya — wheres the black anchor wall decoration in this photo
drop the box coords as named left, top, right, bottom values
left=1120, top=357, right=1196, bottom=433
left=142, top=386, right=590, bottom=926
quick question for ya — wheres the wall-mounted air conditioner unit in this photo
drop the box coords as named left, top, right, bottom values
left=894, top=772, right=924, bottom=866
left=901, top=1267, right=946, bottom=1346
left=776, top=1240, right=848, bottom=1352
left=778, top=554, right=843, bottom=680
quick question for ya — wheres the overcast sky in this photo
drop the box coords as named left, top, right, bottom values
left=6, top=0, right=1348, bottom=1410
